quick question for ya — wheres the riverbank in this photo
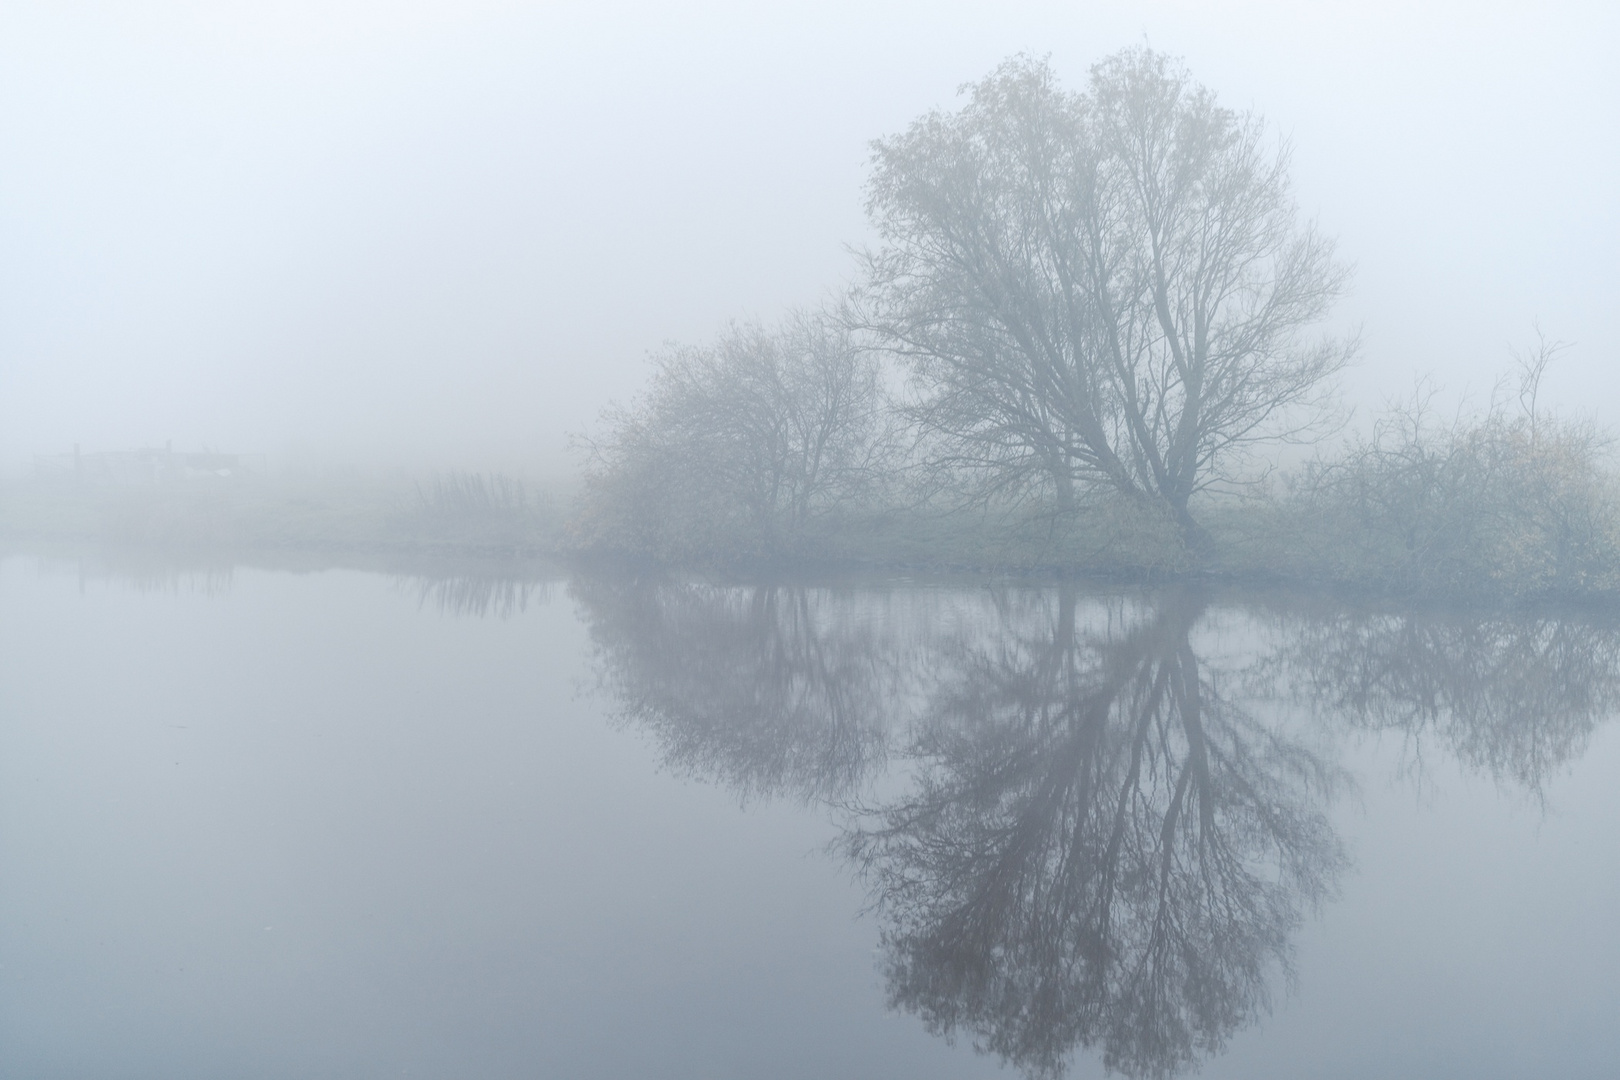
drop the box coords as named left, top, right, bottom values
left=0, top=474, right=566, bottom=559
left=11, top=476, right=1620, bottom=609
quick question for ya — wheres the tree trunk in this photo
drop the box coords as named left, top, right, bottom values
left=1168, top=496, right=1214, bottom=561
left=1054, top=468, right=1077, bottom=518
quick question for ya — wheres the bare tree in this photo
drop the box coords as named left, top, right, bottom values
left=577, top=308, right=888, bottom=558
left=860, top=50, right=1351, bottom=550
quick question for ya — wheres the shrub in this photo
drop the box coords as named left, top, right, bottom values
left=574, top=311, right=889, bottom=560
left=1286, top=395, right=1620, bottom=596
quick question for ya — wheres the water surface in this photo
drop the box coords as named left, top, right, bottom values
left=3, top=556, right=1618, bottom=1078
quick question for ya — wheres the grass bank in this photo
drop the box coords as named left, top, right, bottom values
left=0, top=471, right=566, bottom=560
left=11, top=404, right=1620, bottom=608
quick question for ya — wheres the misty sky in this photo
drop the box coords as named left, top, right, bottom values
left=2, top=0, right=1616, bottom=478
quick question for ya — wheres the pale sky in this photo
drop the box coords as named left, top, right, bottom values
left=2, top=0, right=1616, bottom=477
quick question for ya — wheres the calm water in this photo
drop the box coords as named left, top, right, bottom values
left=3, top=556, right=1619, bottom=1079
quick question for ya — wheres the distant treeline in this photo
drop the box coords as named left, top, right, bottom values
left=571, top=49, right=1618, bottom=601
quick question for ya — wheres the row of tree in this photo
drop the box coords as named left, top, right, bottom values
left=577, top=48, right=1617, bottom=594
left=578, top=47, right=1347, bottom=560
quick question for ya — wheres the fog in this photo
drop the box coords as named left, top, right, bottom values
left=2, top=0, right=1616, bottom=478
left=8, top=14, right=1620, bottom=1070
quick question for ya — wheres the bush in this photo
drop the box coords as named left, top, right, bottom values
left=574, top=311, right=889, bottom=560
left=399, top=471, right=556, bottom=548
left=1281, top=395, right=1620, bottom=597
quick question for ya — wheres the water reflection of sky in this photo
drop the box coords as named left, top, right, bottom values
left=3, top=558, right=1618, bottom=1079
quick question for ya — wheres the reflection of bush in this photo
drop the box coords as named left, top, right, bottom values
left=399, top=571, right=555, bottom=618
left=1274, top=604, right=1620, bottom=792
left=846, top=590, right=1345, bottom=1080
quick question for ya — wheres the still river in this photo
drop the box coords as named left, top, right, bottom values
left=2, top=555, right=1618, bottom=1078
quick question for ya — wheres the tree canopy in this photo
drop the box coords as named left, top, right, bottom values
left=577, top=309, right=887, bottom=558
left=860, top=49, right=1351, bottom=545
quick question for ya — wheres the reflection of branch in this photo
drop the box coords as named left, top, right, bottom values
left=572, top=576, right=901, bottom=803
left=400, top=573, right=554, bottom=618
left=1274, top=607, right=1620, bottom=793
left=846, top=589, right=1345, bottom=1080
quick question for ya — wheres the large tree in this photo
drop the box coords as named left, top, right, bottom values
left=861, top=49, right=1351, bottom=548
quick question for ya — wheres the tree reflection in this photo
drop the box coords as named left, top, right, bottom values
left=571, top=574, right=901, bottom=802
left=1274, top=604, right=1620, bottom=793
left=844, top=588, right=1345, bottom=1079
left=576, top=575, right=1620, bottom=1079
left=578, top=579, right=1347, bottom=1078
